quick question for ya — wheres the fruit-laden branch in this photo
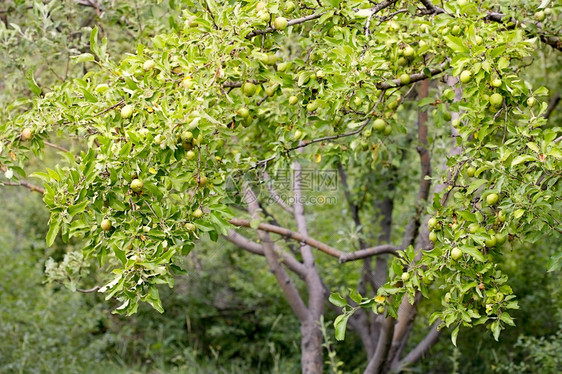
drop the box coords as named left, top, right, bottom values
left=246, top=12, right=327, bottom=38
left=376, top=62, right=448, bottom=90
left=229, top=218, right=399, bottom=262
left=419, top=0, right=562, bottom=52
left=246, top=0, right=400, bottom=39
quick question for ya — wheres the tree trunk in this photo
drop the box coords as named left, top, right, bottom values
left=301, top=316, right=324, bottom=374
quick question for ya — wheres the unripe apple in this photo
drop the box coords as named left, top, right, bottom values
left=284, top=1, right=296, bottom=13
left=143, top=59, right=155, bottom=71
left=468, top=223, right=479, bottom=234
left=451, top=25, right=461, bottom=36
left=373, top=118, right=386, bottom=132
left=496, top=232, right=507, bottom=245
left=486, top=193, right=499, bottom=205
left=256, top=1, right=266, bottom=11
left=403, top=45, right=415, bottom=58
left=384, top=125, right=392, bottom=136
left=377, top=305, right=385, bottom=314
left=497, top=210, right=506, bottom=222
left=130, top=178, right=143, bottom=193
left=534, top=11, right=545, bottom=22
left=485, top=235, right=497, bottom=247
left=21, top=128, right=33, bottom=141
left=474, top=35, right=483, bottom=45
left=401, top=272, right=410, bottom=281
left=457, top=0, right=467, bottom=6
left=192, top=208, right=204, bottom=218
left=258, top=10, right=270, bottom=22
left=186, top=150, right=196, bottom=160
left=397, top=57, right=407, bottom=66
left=399, top=73, right=411, bottom=85
left=185, top=222, right=196, bottom=232
left=95, top=83, right=109, bottom=93
left=294, top=129, right=303, bottom=140
left=491, top=78, right=502, bottom=88
left=466, top=166, right=476, bottom=177
left=489, top=93, right=503, bottom=107
left=307, top=100, right=320, bottom=112
left=277, top=62, right=290, bottom=72
left=289, top=95, right=298, bottom=105
left=101, top=219, right=112, bottom=231
left=316, top=70, right=325, bottom=79
left=451, top=247, right=462, bottom=260
left=181, top=78, right=194, bottom=89
left=121, top=105, right=134, bottom=119
left=544, top=8, right=552, bottom=15
left=429, top=231, right=438, bottom=242
left=181, top=131, right=193, bottom=142
left=237, top=107, right=250, bottom=118
left=428, top=217, right=438, bottom=229
left=265, top=86, right=276, bottom=97
left=527, top=97, right=536, bottom=107
left=197, top=174, right=207, bottom=186
left=459, top=70, right=472, bottom=83
left=243, top=82, right=257, bottom=96
left=444, top=292, right=451, bottom=303
left=273, top=17, right=288, bottom=31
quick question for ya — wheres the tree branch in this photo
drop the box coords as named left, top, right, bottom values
left=376, top=62, right=448, bottom=90
left=243, top=185, right=309, bottom=322
left=229, top=218, right=399, bottom=262
left=263, top=171, right=293, bottom=213
left=1, top=180, right=45, bottom=194
left=246, top=12, right=327, bottom=38
left=394, top=321, right=441, bottom=370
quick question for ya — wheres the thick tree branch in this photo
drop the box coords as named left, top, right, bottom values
left=545, top=93, right=560, bottom=119
left=394, top=321, right=441, bottom=370
left=243, top=185, right=309, bottom=322
left=364, top=316, right=394, bottom=374
left=225, top=229, right=307, bottom=278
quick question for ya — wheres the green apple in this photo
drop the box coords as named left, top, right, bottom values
left=527, top=97, right=536, bottom=107
left=289, top=95, right=298, bottom=105
left=451, top=247, right=462, bottom=260
left=101, top=219, right=112, bottom=231
left=468, top=223, right=479, bottom=234
left=307, top=100, right=320, bottom=112
left=184, top=222, right=196, bottom=232
left=485, top=234, right=497, bottom=247
left=401, top=272, right=410, bottom=281
left=474, top=35, right=483, bottom=45
left=273, top=17, right=288, bottom=31
left=256, top=1, right=266, bottom=11
left=459, top=70, right=472, bottom=83
left=277, top=62, right=290, bottom=72
left=429, top=231, right=438, bottom=242
left=243, top=82, right=257, bottom=96
left=384, top=125, right=392, bottom=136
left=451, top=25, right=461, bottom=36
left=373, top=118, right=386, bottom=132
left=21, top=128, right=33, bottom=141
left=486, top=193, right=499, bottom=205
left=120, top=105, right=134, bottom=119
left=534, top=11, right=546, bottom=22
left=489, top=93, right=503, bottom=107
left=186, top=150, right=196, bottom=160
left=466, top=166, right=476, bottom=177
left=192, top=208, right=204, bottom=218
left=294, top=129, right=303, bottom=140
left=497, top=210, right=506, bottom=222
left=143, top=59, right=156, bottom=71
left=130, top=178, right=143, bottom=193
left=237, top=107, right=250, bottom=118
left=428, top=217, right=438, bottom=229
left=284, top=1, right=296, bottom=13
left=399, top=73, right=411, bottom=84
left=403, top=45, right=415, bottom=58
left=491, top=78, right=502, bottom=88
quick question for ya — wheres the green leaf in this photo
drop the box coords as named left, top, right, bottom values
left=329, top=293, right=348, bottom=308
left=25, top=69, right=42, bottom=96
left=467, top=179, right=488, bottom=195
left=46, top=214, right=61, bottom=247
left=444, top=35, right=469, bottom=54
left=511, top=155, right=535, bottom=167
left=461, top=246, right=485, bottom=262
left=451, top=325, right=460, bottom=346
left=334, top=312, right=350, bottom=341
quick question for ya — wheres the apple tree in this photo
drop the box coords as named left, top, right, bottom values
left=1, top=0, right=560, bottom=373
